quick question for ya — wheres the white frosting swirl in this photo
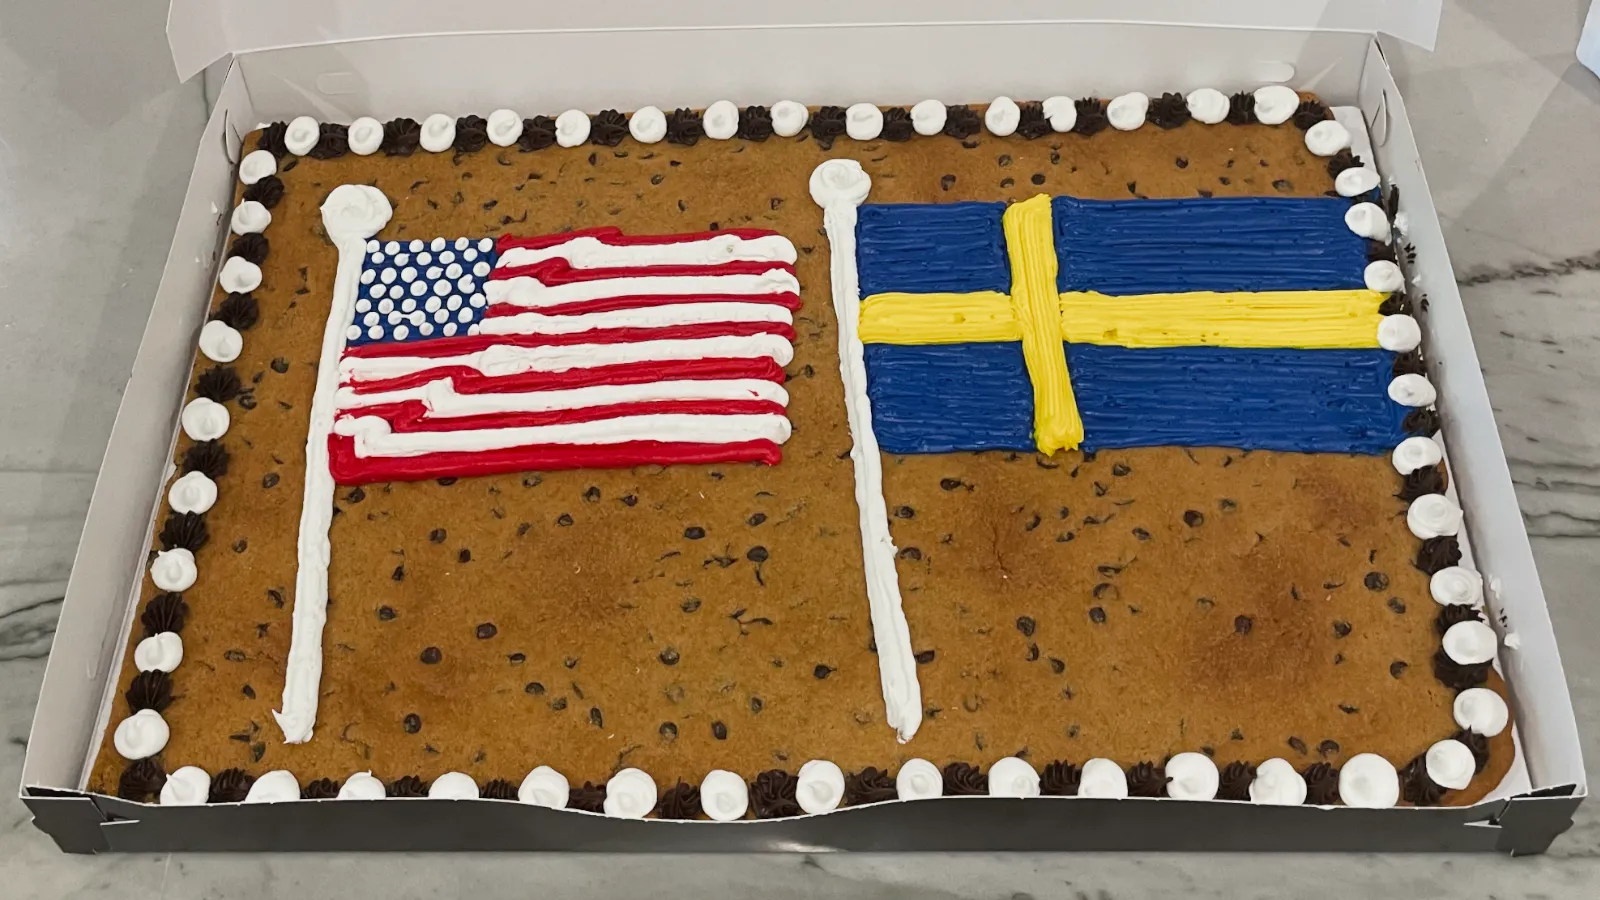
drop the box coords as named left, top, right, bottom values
left=796, top=759, right=845, bottom=813
left=487, top=109, right=523, bottom=147
left=896, top=758, right=943, bottom=800
left=987, top=757, right=1041, bottom=798
left=1431, top=565, right=1485, bottom=607
left=703, top=100, right=740, bottom=140
left=238, top=149, right=277, bottom=185
left=199, top=319, right=243, bottom=363
left=1454, top=687, right=1510, bottom=736
left=910, top=99, right=947, bottom=136
left=1186, top=88, right=1230, bottom=125
left=845, top=103, right=884, bottom=141
left=1336, top=166, right=1382, bottom=197
left=321, top=183, right=393, bottom=243
left=1077, top=758, right=1129, bottom=798
left=218, top=256, right=262, bottom=294
left=284, top=116, right=319, bottom=155
left=1377, top=315, right=1422, bottom=353
left=168, top=470, right=218, bottom=515
left=555, top=109, right=591, bottom=148
left=1106, top=92, right=1150, bottom=131
left=1407, top=493, right=1463, bottom=539
left=181, top=397, right=230, bottom=441
left=420, top=113, right=456, bottom=153
left=1304, top=119, right=1352, bottom=156
left=1040, top=96, right=1077, bottom=132
left=1344, top=202, right=1390, bottom=241
left=1337, top=753, right=1399, bottom=808
left=1248, top=757, right=1308, bottom=805
left=518, top=765, right=570, bottom=808
left=1443, top=620, right=1498, bottom=665
left=985, top=96, right=1020, bottom=136
left=338, top=771, right=387, bottom=800
left=809, top=158, right=873, bottom=208
left=700, top=769, right=750, bottom=820
left=347, top=116, right=383, bottom=155
left=113, top=708, right=169, bottom=760
left=1387, top=372, right=1437, bottom=407
left=1425, top=738, right=1476, bottom=790
left=244, top=769, right=300, bottom=803
left=1253, top=85, right=1300, bottom=125
left=429, top=771, right=479, bottom=799
left=771, top=100, right=809, bottom=138
left=602, top=767, right=657, bottom=818
left=134, top=631, right=183, bottom=673
left=629, top=106, right=667, bottom=144
left=1164, top=752, right=1219, bottom=800
left=150, top=548, right=197, bottom=592
left=230, top=200, right=271, bottom=236
left=160, top=766, right=211, bottom=806
left=1391, top=435, right=1443, bottom=476
left=1365, top=260, right=1405, bottom=293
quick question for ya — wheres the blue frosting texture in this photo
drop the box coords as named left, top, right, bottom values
left=856, top=202, right=1011, bottom=297
left=1065, top=344, right=1409, bottom=454
left=1052, top=195, right=1369, bottom=295
left=864, top=341, right=1035, bottom=453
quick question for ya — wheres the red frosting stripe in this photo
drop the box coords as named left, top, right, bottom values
left=329, top=435, right=783, bottom=484
left=340, top=321, right=796, bottom=360
left=496, top=226, right=785, bottom=254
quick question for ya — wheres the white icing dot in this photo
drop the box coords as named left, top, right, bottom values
left=473, top=261, right=491, bottom=278
left=393, top=325, right=410, bottom=340
left=410, top=280, right=428, bottom=297
left=468, top=323, right=481, bottom=336
left=985, top=96, right=1021, bottom=136
left=458, top=308, right=474, bottom=323
left=360, top=268, right=376, bottom=284
left=367, top=239, right=380, bottom=253
left=394, top=252, right=410, bottom=266
left=385, top=241, right=401, bottom=254
left=387, top=311, right=402, bottom=325
left=400, top=266, right=417, bottom=283
left=401, top=298, right=417, bottom=313
left=910, top=99, right=948, bottom=136
left=440, top=250, right=455, bottom=264
left=479, top=238, right=493, bottom=252
left=345, top=324, right=361, bottom=340
left=425, top=296, right=442, bottom=313
left=380, top=267, right=397, bottom=284
left=427, top=266, right=443, bottom=279
left=363, top=312, right=380, bottom=326
left=464, top=247, right=479, bottom=262
left=367, top=325, right=384, bottom=339
left=455, top=237, right=469, bottom=250
left=443, top=322, right=458, bottom=336
left=434, top=309, right=449, bottom=323
left=446, top=262, right=463, bottom=279
left=409, top=311, right=426, bottom=326
left=457, top=275, right=475, bottom=293
left=417, top=252, right=432, bottom=265
left=377, top=298, right=394, bottom=314
left=409, top=239, right=424, bottom=252
left=469, top=293, right=486, bottom=308
left=388, top=284, right=406, bottom=299
left=370, top=252, right=385, bottom=265
left=447, top=295, right=463, bottom=311
left=1107, top=92, right=1150, bottom=131
left=355, top=298, right=371, bottom=313
left=431, top=237, right=446, bottom=252
left=433, top=279, right=450, bottom=296
left=419, top=322, right=434, bottom=336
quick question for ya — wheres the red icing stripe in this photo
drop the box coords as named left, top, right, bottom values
left=496, top=227, right=782, bottom=254
left=487, top=257, right=794, bottom=285
left=329, top=435, right=782, bottom=484
left=343, top=356, right=786, bottom=396
left=348, top=398, right=788, bottom=432
left=481, top=291, right=803, bottom=318
left=341, top=321, right=795, bottom=360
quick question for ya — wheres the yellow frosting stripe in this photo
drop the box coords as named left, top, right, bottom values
left=1003, top=194, right=1083, bottom=454
left=858, top=291, right=1021, bottom=345
left=1058, top=290, right=1388, bottom=349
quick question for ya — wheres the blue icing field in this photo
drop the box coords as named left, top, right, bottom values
left=864, top=341, right=1035, bottom=453
left=1052, top=195, right=1370, bottom=295
left=856, top=202, right=1011, bottom=297
left=1065, top=344, right=1409, bottom=454
left=347, top=237, right=499, bottom=346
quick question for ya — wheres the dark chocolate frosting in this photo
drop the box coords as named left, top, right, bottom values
left=308, top=123, right=349, bottom=159
left=1301, top=762, right=1340, bottom=805
left=182, top=439, right=229, bottom=478
left=141, top=592, right=188, bottom=636
left=1293, top=98, right=1331, bottom=131
left=1040, top=760, right=1081, bottom=796
left=1217, top=761, right=1255, bottom=801
left=241, top=175, right=284, bottom=209
left=1454, top=729, right=1490, bottom=773
left=381, top=117, right=422, bottom=156
left=942, top=761, right=988, bottom=796
left=227, top=232, right=269, bottom=265
left=1434, top=648, right=1490, bottom=690
left=1127, top=761, right=1167, bottom=797
left=666, top=108, right=705, bottom=146
left=1416, top=535, right=1461, bottom=574
left=1016, top=102, right=1052, bottom=139
left=1073, top=98, right=1109, bottom=136
left=256, top=122, right=289, bottom=157
left=519, top=116, right=557, bottom=151
left=300, top=777, right=341, bottom=799
left=750, top=769, right=801, bottom=818
left=655, top=781, right=702, bottom=819
left=1378, top=290, right=1412, bottom=316
left=810, top=106, right=846, bottom=149
left=1368, top=241, right=1397, bottom=263
left=196, top=365, right=243, bottom=404
left=1226, top=91, right=1257, bottom=125
left=736, top=106, right=774, bottom=142
left=453, top=115, right=489, bottom=153
left=213, top=292, right=260, bottom=330
left=125, top=670, right=173, bottom=713
left=1400, top=755, right=1445, bottom=805
left=942, top=105, right=981, bottom=139
left=1436, top=603, right=1484, bottom=635
left=118, top=758, right=167, bottom=801
left=879, top=107, right=915, bottom=142
left=1398, top=464, right=1445, bottom=503
left=1149, top=92, right=1191, bottom=129
left=208, top=768, right=254, bottom=803
left=1404, top=407, right=1442, bottom=438
left=386, top=775, right=429, bottom=797
left=844, top=767, right=897, bottom=805
left=1391, top=349, right=1426, bottom=378
left=481, top=778, right=519, bottom=800
left=567, top=781, right=607, bottom=813
left=1327, top=149, right=1364, bottom=179
left=589, top=110, right=628, bottom=146
left=158, top=511, right=209, bottom=552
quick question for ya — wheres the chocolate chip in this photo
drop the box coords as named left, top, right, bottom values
left=660, top=722, right=678, bottom=741
left=476, top=623, right=497, bottom=640
left=681, top=598, right=702, bottom=613
left=1333, top=620, right=1352, bottom=638
left=997, top=154, right=1012, bottom=167
left=564, top=656, right=578, bottom=669
left=1196, top=596, right=1214, bottom=609
left=1219, top=176, right=1231, bottom=186
left=813, top=664, right=835, bottom=679
left=914, top=650, right=936, bottom=664
left=1016, top=616, right=1036, bottom=637
left=746, top=512, right=767, bottom=526
left=1391, top=660, right=1409, bottom=678
left=999, top=177, right=1015, bottom=189
left=261, top=472, right=279, bottom=488
left=1219, top=498, right=1237, bottom=511
left=897, top=547, right=922, bottom=561
left=684, top=525, right=706, bottom=540
left=403, top=713, right=422, bottom=733
left=522, top=475, right=542, bottom=488
left=550, top=697, right=568, bottom=711
left=1132, top=527, right=1151, bottom=541
left=621, top=493, right=638, bottom=507
left=241, top=684, right=255, bottom=699
left=750, top=696, right=764, bottom=714
left=659, top=647, right=680, bottom=666
left=232, top=539, right=248, bottom=553
left=1364, top=571, right=1390, bottom=591
left=1272, top=179, right=1293, bottom=192
left=1288, top=736, right=1308, bottom=755
left=377, top=606, right=396, bottom=621
left=1025, top=642, right=1041, bottom=661
left=390, top=565, right=405, bottom=582
left=429, top=528, right=447, bottom=543
left=746, top=546, right=769, bottom=563
left=894, top=505, right=915, bottom=519
left=1111, top=462, right=1131, bottom=476
left=556, top=513, right=574, bottom=526
left=1088, top=607, right=1106, bottom=624
left=1318, top=740, right=1340, bottom=757
left=1340, top=704, right=1359, bottom=714
left=711, top=721, right=729, bottom=740
left=457, top=548, right=471, bottom=564
left=525, top=681, right=545, bottom=695
left=1175, top=156, right=1189, bottom=169
left=517, top=522, right=532, bottom=536
left=582, top=486, right=600, bottom=502
left=1183, top=510, right=1205, bottom=527
left=223, top=649, right=246, bottom=662
left=1388, top=597, right=1407, bottom=614
left=346, top=486, right=365, bottom=504
left=939, top=174, right=956, bottom=191
left=939, top=478, right=964, bottom=491
left=1234, top=615, right=1253, bottom=635
left=508, top=653, right=526, bottom=664
left=436, top=477, right=457, bottom=486
left=589, top=707, right=603, bottom=728
left=270, top=357, right=289, bottom=373
left=420, top=647, right=442, bottom=664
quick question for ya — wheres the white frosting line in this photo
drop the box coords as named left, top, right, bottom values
left=810, top=160, right=921, bottom=743
left=334, top=412, right=791, bottom=458
left=495, top=233, right=797, bottom=270
left=337, top=376, right=787, bottom=418
left=273, top=185, right=393, bottom=744
left=339, top=334, right=795, bottom=384
left=485, top=268, right=799, bottom=309
left=477, top=301, right=792, bottom=337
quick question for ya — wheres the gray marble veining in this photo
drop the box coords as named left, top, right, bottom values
left=1, top=0, right=1597, bottom=896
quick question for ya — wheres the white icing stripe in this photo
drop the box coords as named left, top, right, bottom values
left=809, top=160, right=922, bottom=743
left=274, top=185, right=393, bottom=744
left=334, top=412, right=792, bottom=458
left=339, top=334, right=795, bottom=384
left=335, top=377, right=790, bottom=417
left=496, top=234, right=797, bottom=270
left=476, top=301, right=793, bottom=337
left=484, top=269, right=799, bottom=309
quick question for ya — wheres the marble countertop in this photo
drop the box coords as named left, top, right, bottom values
left=1, top=0, right=1596, bottom=896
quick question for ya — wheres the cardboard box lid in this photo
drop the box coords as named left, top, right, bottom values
left=166, top=0, right=1443, bottom=82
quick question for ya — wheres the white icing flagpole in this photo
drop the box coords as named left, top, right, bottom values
left=809, top=160, right=922, bottom=742
left=274, top=185, right=393, bottom=743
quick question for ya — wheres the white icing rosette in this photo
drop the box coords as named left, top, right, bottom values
left=181, top=397, right=230, bottom=441
left=134, top=632, right=183, bottom=673
left=1186, top=88, right=1229, bottom=125
left=986, top=757, right=1041, bottom=798
left=554, top=109, right=591, bottom=148
left=1338, top=753, right=1399, bottom=808
left=1164, top=752, right=1219, bottom=800
left=429, top=771, right=480, bottom=799
left=338, top=771, right=387, bottom=800
left=1425, top=738, right=1476, bottom=790
left=1106, top=92, right=1150, bottom=131
left=703, top=101, right=740, bottom=140
left=230, top=200, right=271, bottom=235
left=113, top=708, right=169, bottom=760
left=1042, top=96, right=1077, bottom=132
left=160, top=766, right=211, bottom=806
left=771, top=101, right=809, bottom=138
left=910, top=99, right=947, bottom=136
left=168, top=470, right=218, bottom=514
left=796, top=759, right=845, bottom=813
left=284, top=116, right=320, bottom=156
left=845, top=103, right=884, bottom=141
left=347, top=117, right=384, bottom=156
left=238, top=149, right=277, bottom=185
left=1248, top=758, right=1308, bottom=805
left=1443, top=620, right=1498, bottom=665
left=518, top=765, right=570, bottom=808
left=602, top=767, right=657, bottom=818
left=321, top=184, right=394, bottom=244
left=809, top=159, right=872, bottom=209
left=150, top=548, right=197, bottom=592
left=486, top=109, right=523, bottom=147
left=419, top=113, right=456, bottom=153
left=1344, top=202, right=1390, bottom=241
left=1454, top=687, right=1510, bottom=736
left=630, top=106, right=667, bottom=144
left=1407, top=493, right=1463, bottom=539
left=1365, top=260, right=1405, bottom=293
left=1377, top=315, right=1422, bottom=353
left=244, top=769, right=300, bottom=803
left=700, top=769, right=750, bottom=821
left=1387, top=373, right=1437, bottom=407
left=199, top=319, right=243, bottom=363
left=1077, top=758, right=1129, bottom=799
left=218, top=256, right=262, bottom=294
left=1336, top=166, right=1381, bottom=197
left=1304, top=120, right=1352, bottom=156
left=1253, top=85, right=1300, bottom=125
left=985, top=96, right=1021, bottom=136
left=1392, top=435, right=1443, bottom=476
left=896, top=758, right=943, bottom=800
left=1432, top=566, right=1485, bottom=607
